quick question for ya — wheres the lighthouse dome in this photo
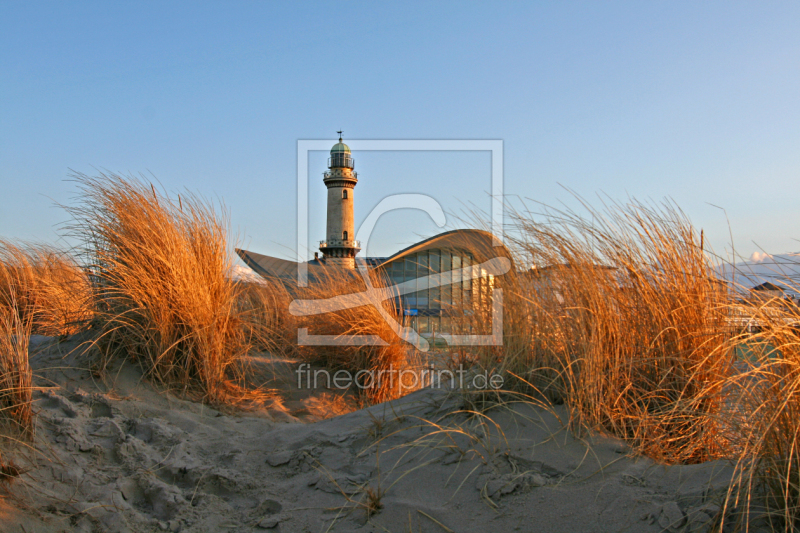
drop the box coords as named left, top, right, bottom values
left=330, top=142, right=350, bottom=154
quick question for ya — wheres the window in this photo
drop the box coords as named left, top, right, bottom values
left=342, top=190, right=348, bottom=199
left=439, top=266, right=451, bottom=290
left=416, top=289, right=429, bottom=308
left=418, top=252, right=429, bottom=273
left=429, top=251, right=440, bottom=272
left=442, top=252, right=451, bottom=271
left=462, top=255, right=472, bottom=292
left=441, top=285, right=452, bottom=307
left=441, top=317, right=452, bottom=334
left=390, top=262, right=404, bottom=286
left=451, top=284, right=461, bottom=307
left=452, top=255, right=462, bottom=284
left=404, top=256, right=417, bottom=276
left=343, top=231, right=348, bottom=240
left=430, top=287, right=440, bottom=309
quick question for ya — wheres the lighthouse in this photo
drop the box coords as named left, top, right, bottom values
left=319, top=132, right=360, bottom=268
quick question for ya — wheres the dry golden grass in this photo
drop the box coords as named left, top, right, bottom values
left=288, top=266, right=417, bottom=404
left=451, top=197, right=800, bottom=529
left=237, top=278, right=297, bottom=357
left=722, top=291, right=800, bottom=531
left=0, top=240, right=92, bottom=337
left=458, top=197, right=735, bottom=464
left=0, top=289, right=33, bottom=436
left=0, top=241, right=86, bottom=488
left=65, top=172, right=276, bottom=404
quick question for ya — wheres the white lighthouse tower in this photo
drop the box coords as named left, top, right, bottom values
left=319, top=132, right=360, bottom=268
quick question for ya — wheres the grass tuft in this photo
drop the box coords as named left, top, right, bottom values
left=0, top=240, right=93, bottom=337
left=459, top=197, right=735, bottom=464
left=65, top=172, right=270, bottom=404
left=0, top=288, right=33, bottom=436
left=290, top=266, right=416, bottom=404
left=724, top=290, right=800, bottom=531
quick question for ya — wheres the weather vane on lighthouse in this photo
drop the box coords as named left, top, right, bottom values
left=337, top=130, right=343, bottom=142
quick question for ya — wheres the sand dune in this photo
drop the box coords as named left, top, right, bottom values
left=0, top=335, right=736, bottom=533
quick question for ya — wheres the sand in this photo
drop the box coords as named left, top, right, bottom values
left=0, top=335, right=739, bottom=533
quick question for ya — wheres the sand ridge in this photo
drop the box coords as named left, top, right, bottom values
left=0, top=335, right=737, bottom=532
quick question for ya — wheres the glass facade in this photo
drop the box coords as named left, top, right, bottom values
left=381, top=249, right=497, bottom=337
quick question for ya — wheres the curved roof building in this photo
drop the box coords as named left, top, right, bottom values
left=371, top=229, right=512, bottom=336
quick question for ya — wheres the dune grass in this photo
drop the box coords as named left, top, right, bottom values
left=722, top=292, right=800, bottom=531
left=447, top=197, right=800, bottom=529
left=0, top=240, right=93, bottom=337
left=65, top=172, right=277, bottom=404
left=0, top=240, right=90, bottom=487
left=456, top=198, right=734, bottom=464
left=288, top=266, right=417, bottom=404
left=0, top=288, right=33, bottom=437
left=0, top=286, right=32, bottom=485
left=237, top=277, right=297, bottom=357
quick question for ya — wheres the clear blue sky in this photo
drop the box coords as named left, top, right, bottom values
left=2, top=1, right=799, bottom=262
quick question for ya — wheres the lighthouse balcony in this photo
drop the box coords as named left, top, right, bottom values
left=320, top=239, right=361, bottom=249
left=323, top=169, right=357, bottom=181
left=328, top=154, right=354, bottom=169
